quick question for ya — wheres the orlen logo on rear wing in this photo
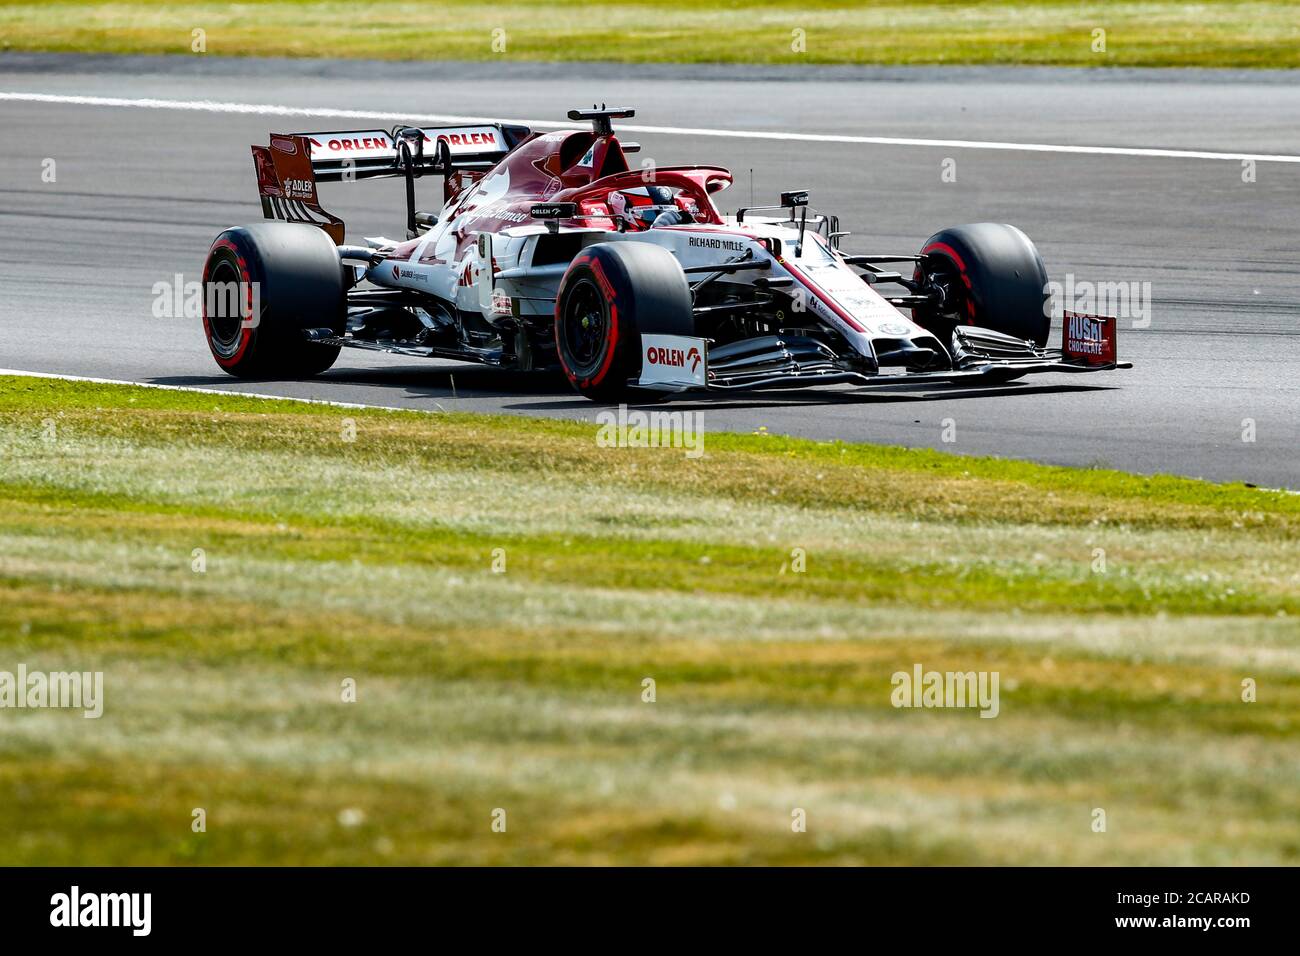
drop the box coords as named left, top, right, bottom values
left=249, top=123, right=531, bottom=242
left=294, top=125, right=526, bottom=180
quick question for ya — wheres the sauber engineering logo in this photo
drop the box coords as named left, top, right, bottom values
left=645, top=345, right=702, bottom=373
left=390, top=264, right=428, bottom=284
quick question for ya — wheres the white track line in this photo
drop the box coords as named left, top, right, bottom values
left=2, top=91, right=1299, bottom=163
left=0, top=368, right=436, bottom=413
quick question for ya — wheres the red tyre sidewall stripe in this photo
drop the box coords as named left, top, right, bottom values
left=922, top=241, right=978, bottom=322
left=555, top=252, right=623, bottom=389
left=203, top=237, right=255, bottom=368
left=583, top=258, right=621, bottom=388
left=554, top=253, right=590, bottom=386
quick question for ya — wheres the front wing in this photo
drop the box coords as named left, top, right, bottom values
left=636, top=318, right=1131, bottom=393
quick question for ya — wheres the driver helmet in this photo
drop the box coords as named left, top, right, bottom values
left=609, top=186, right=677, bottom=230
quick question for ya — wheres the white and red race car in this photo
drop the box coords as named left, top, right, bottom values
left=202, top=107, right=1128, bottom=400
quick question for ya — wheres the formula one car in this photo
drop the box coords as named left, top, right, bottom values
left=202, top=107, right=1128, bottom=400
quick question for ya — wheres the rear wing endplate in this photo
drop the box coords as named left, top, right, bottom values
left=251, top=134, right=345, bottom=244
left=251, top=123, right=532, bottom=243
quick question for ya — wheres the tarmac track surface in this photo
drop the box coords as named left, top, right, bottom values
left=1, top=54, right=1297, bottom=486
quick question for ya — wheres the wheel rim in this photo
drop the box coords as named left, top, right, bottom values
left=206, top=257, right=245, bottom=357
left=561, top=278, right=608, bottom=373
left=911, top=259, right=968, bottom=332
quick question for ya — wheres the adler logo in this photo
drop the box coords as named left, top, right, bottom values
left=646, top=345, right=702, bottom=373
left=50, top=886, right=151, bottom=936
left=282, top=178, right=313, bottom=200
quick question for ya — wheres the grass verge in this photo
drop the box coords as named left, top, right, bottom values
left=1, top=2, right=1300, bottom=69
left=0, top=375, right=1297, bottom=864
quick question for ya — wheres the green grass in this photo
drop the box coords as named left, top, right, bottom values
left=1, top=374, right=1298, bottom=865
left=2, top=2, right=1300, bottom=69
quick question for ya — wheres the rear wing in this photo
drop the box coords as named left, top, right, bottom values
left=299, top=123, right=531, bottom=181
left=250, top=122, right=532, bottom=242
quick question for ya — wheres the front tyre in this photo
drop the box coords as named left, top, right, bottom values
left=202, top=222, right=345, bottom=379
left=554, top=242, right=693, bottom=402
left=911, top=222, right=1050, bottom=347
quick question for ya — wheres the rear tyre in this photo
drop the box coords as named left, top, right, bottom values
left=554, top=242, right=693, bottom=402
left=202, top=222, right=345, bottom=378
left=910, top=222, right=1050, bottom=347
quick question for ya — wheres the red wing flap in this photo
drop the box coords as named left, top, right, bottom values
left=251, top=135, right=345, bottom=245
left=1062, top=311, right=1117, bottom=365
